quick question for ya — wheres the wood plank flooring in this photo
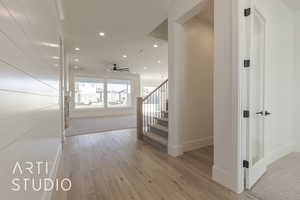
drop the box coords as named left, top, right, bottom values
left=53, top=129, right=257, bottom=200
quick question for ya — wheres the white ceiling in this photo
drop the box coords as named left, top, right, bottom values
left=62, top=0, right=171, bottom=81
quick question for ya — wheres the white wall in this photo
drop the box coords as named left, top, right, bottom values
left=68, top=115, right=136, bottom=136
left=67, top=70, right=140, bottom=136
left=253, top=0, right=296, bottom=164
left=0, top=0, right=62, bottom=199
left=181, top=16, right=214, bottom=152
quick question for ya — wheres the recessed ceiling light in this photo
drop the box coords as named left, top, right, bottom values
left=52, top=56, right=60, bottom=60
left=122, top=55, right=127, bottom=58
left=99, top=32, right=105, bottom=36
left=157, top=60, right=161, bottom=64
left=74, top=58, right=79, bottom=62
left=153, top=44, right=159, bottom=48
left=144, top=67, right=148, bottom=70
left=75, top=47, right=80, bottom=51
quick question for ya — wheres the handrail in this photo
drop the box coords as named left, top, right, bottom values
left=137, top=79, right=168, bottom=140
left=143, top=79, right=168, bottom=101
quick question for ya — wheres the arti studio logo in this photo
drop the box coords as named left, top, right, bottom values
left=11, top=161, right=71, bottom=192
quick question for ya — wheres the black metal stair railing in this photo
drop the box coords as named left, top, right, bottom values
left=137, top=79, right=168, bottom=139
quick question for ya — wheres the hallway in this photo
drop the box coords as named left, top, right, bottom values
left=55, top=129, right=256, bottom=200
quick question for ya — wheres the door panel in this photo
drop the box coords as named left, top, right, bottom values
left=246, top=8, right=267, bottom=189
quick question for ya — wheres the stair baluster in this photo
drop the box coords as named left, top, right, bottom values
left=137, top=79, right=168, bottom=151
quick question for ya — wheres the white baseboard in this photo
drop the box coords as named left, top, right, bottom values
left=167, top=137, right=213, bottom=157
left=182, top=137, right=213, bottom=152
left=67, top=127, right=137, bottom=137
left=212, top=165, right=239, bottom=193
left=42, top=145, right=62, bottom=200
left=266, top=143, right=295, bottom=166
left=168, top=144, right=183, bottom=157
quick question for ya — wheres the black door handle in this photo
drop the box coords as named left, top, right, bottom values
left=264, top=111, right=272, bottom=116
left=256, top=111, right=264, bottom=115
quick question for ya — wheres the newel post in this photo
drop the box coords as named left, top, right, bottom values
left=136, top=97, right=143, bottom=140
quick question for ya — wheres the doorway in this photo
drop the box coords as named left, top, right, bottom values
left=178, top=0, right=215, bottom=177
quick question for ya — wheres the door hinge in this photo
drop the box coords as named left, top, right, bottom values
left=244, top=60, right=250, bottom=68
left=243, top=110, right=250, bottom=118
left=244, top=8, right=251, bottom=17
left=243, top=160, right=249, bottom=168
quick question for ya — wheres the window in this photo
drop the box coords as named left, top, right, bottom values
left=74, top=77, right=132, bottom=109
left=143, top=86, right=156, bottom=97
left=107, top=80, right=131, bottom=108
left=74, top=77, right=104, bottom=109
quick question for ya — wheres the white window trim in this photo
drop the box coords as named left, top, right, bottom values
left=74, top=77, right=105, bottom=110
left=73, top=76, right=134, bottom=111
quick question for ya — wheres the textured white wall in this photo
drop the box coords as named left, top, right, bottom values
left=0, top=0, right=62, bottom=199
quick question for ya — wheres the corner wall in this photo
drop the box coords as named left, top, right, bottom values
left=213, top=0, right=242, bottom=192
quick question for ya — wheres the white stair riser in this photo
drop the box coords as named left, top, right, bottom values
left=156, top=119, right=168, bottom=127
left=144, top=135, right=167, bottom=151
left=150, top=126, right=168, bottom=138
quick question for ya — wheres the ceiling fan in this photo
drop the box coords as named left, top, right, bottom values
left=111, top=64, right=130, bottom=72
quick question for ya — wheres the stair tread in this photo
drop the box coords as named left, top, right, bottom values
left=150, top=124, right=168, bottom=132
left=155, top=117, right=168, bottom=122
left=144, top=132, right=168, bottom=146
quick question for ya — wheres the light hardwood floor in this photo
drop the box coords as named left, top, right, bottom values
left=53, top=129, right=257, bottom=200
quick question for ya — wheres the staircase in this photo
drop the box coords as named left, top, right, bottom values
left=137, top=80, right=168, bottom=151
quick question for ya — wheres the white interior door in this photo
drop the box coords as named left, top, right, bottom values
left=246, top=8, right=267, bottom=189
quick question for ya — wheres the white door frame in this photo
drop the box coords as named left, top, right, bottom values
left=236, top=0, right=252, bottom=193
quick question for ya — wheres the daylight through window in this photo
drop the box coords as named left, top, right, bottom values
left=107, top=80, right=131, bottom=108
left=74, top=77, right=104, bottom=109
left=74, top=77, right=132, bottom=109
